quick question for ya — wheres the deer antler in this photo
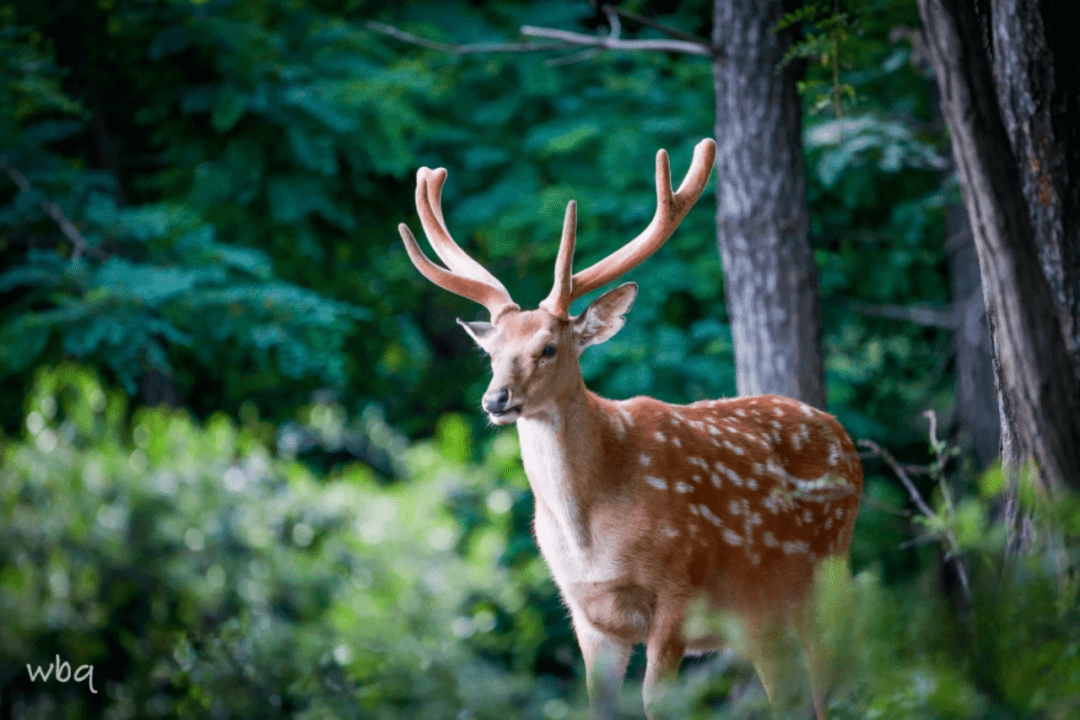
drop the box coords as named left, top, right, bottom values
left=398, top=168, right=519, bottom=319
left=539, top=138, right=716, bottom=318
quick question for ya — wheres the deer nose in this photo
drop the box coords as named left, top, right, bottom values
left=483, top=388, right=512, bottom=414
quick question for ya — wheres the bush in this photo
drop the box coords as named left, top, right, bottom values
left=0, top=365, right=579, bottom=719
left=3, top=365, right=1078, bottom=719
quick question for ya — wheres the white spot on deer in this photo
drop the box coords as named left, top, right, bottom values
left=715, top=460, right=744, bottom=487
left=782, top=539, right=810, bottom=555
left=709, top=473, right=721, bottom=488
left=640, top=453, right=651, bottom=467
left=752, top=462, right=764, bottom=476
left=750, top=552, right=762, bottom=566
left=617, top=405, right=634, bottom=428
left=689, top=504, right=700, bottom=516
left=763, top=531, right=780, bottom=548
left=708, top=425, right=722, bottom=437
left=732, top=442, right=746, bottom=455
left=692, top=473, right=702, bottom=483
left=700, top=504, right=722, bottom=527
left=773, top=407, right=784, bottom=418
left=723, top=528, right=744, bottom=546
left=791, top=431, right=803, bottom=451
left=824, top=517, right=834, bottom=530
left=675, top=481, right=693, bottom=494
left=688, top=456, right=706, bottom=468
left=747, top=478, right=758, bottom=491
left=769, top=420, right=782, bottom=431
left=834, top=507, right=845, bottom=519
left=672, top=436, right=682, bottom=447
left=828, top=441, right=841, bottom=466
left=671, top=411, right=685, bottom=424
left=645, top=475, right=668, bottom=490
left=803, top=510, right=813, bottom=523
left=728, top=500, right=742, bottom=516
left=798, top=402, right=814, bottom=417
left=661, top=525, right=679, bottom=538
left=734, top=408, right=746, bottom=417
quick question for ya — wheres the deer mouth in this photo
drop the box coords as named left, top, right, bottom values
left=487, top=405, right=523, bottom=423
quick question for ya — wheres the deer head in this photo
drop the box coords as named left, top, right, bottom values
left=398, top=139, right=717, bottom=424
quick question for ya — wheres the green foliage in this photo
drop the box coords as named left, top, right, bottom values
left=0, top=365, right=581, bottom=719
left=6, top=367, right=1079, bottom=719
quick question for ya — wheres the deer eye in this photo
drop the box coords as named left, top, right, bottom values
left=541, top=343, right=557, bottom=358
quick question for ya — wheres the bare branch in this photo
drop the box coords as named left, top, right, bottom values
left=0, top=154, right=100, bottom=261
left=520, top=25, right=714, bottom=56
left=366, top=21, right=564, bottom=54
left=602, top=4, right=621, bottom=41
left=847, top=299, right=956, bottom=329
left=600, top=4, right=711, bottom=46
left=368, top=17, right=715, bottom=59
left=859, top=439, right=937, bottom=518
left=859, top=438, right=972, bottom=601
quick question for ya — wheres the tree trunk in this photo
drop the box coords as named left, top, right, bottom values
left=989, top=0, right=1080, bottom=372
left=711, top=0, right=825, bottom=408
left=917, top=0, right=1080, bottom=493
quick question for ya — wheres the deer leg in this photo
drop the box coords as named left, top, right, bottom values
left=748, top=618, right=812, bottom=718
left=571, top=610, right=631, bottom=720
left=795, top=616, right=829, bottom=720
left=641, top=605, right=686, bottom=720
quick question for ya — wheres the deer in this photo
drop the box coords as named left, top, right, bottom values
left=396, top=138, right=862, bottom=720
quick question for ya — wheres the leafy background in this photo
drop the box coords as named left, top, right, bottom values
left=1, top=0, right=1077, bottom=718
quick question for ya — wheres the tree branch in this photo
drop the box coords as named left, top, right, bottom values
left=600, top=4, right=712, bottom=46
left=847, top=299, right=956, bottom=329
left=520, top=25, right=714, bottom=56
left=367, top=17, right=716, bottom=58
left=366, top=21, right=565, bottom=54
left=858, top=438, right=972, bottom=602
left=0, top=154, right=100, bottom=261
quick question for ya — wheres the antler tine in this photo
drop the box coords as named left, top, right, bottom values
left=538, top=200, right=577, bottom=319
left=398, top=223, right=517, bottom=317
left=568, top=138, right=716, bottom=302
left=415, top=168, right=511, bottom=296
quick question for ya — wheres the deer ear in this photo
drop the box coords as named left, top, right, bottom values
left=457, top=319, right=496, bottom=350
left=573, top=282, right=638, bottom=349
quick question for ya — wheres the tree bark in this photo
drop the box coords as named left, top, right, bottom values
left=989, top=0, right=1080, bottom=373
left=917, top=0, right=1080, bottom=493
left=711, top=0, right=825, bottom=408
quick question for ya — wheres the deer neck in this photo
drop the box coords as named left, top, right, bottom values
left=515, top=383, right=606, bottom=553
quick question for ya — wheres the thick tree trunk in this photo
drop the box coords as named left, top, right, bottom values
left=989, top=0, right=1080, bottom=372
left=917, top=0, right=1080, bottom=493
left=711, top=0, right=825, bottom=408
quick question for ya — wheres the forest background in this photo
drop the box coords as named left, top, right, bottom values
left=1, top=0, right=1077, bottom=718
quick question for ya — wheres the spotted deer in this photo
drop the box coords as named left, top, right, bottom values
left=397, top=139, right=862, bottom=719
